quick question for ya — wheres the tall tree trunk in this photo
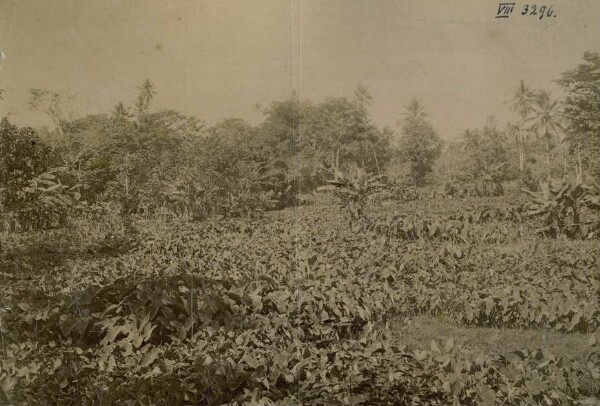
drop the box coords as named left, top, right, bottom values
left=577, top=146, right=583, bottom=183
left=370, top=142, right=380, bottom=175
left=519, top=140, right=524, bottom=174
left=545, top=135, right=551, bottom=183
left=361, top=147, right=365, bottom=170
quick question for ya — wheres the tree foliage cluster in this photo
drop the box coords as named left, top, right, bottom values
left=557, top=52, right=600, bottom=180
left=435, top=52, right=599, bottom=197
left=433, top=118, right=516, bottom=197
left=394, top=99, right=443, bottom=187
left=1, top=82, right=397, bottom=230
left=1, top=53, right=598, bottom=231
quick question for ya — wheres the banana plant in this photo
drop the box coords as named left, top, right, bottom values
left=522, top=175, right=598, bottom=238
left=316, top=166, right=388, bottom=228
left=579, top=176, right=600, bottom=237
left=160, top=176, right=207, bottom=220
left=17, top=167, right=83, bottom=230
left=580, top=176, right=600, bottom=210
left=474, top=162, right=506, bottom=197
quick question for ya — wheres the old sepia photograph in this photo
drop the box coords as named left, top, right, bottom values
left=1, top=0, right=599, bottom=405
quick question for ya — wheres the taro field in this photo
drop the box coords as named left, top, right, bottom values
left=1, top=197, right=599, bottom=406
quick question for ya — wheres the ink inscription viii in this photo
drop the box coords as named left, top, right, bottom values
left=495, top=3, right=556, bottom=19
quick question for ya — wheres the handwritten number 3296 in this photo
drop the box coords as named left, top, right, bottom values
left=522, top=4, right=555, bottom=19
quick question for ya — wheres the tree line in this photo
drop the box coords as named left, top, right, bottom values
left=0, top=52, right=598, bottom=231
left=434, top=52, right=599, bottom=195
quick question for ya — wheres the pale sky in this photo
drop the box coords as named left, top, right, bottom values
left=1, top=0, right=598, bottom=139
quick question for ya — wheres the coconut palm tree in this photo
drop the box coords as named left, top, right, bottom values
left=527, top=91, right=564, bottom=182
left=562, top=130, right=585, bottom=183
left=135, top=79, right=156, bottom=117
left=509, top=80, right=537, bottom=174
left=507, top=120, right=529, bottom=174
left=401, top=98, right=429, bottom=122
left=460, top=129, right=481, bottom=152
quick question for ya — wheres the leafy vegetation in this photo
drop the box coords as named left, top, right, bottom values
left=1, top=53, right=599, bottom=405
left=1, top=201, right=599, bottom=405
left=523, top=175, right=600, bottom=238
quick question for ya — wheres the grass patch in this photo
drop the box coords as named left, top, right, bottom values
left=392, top=314, right=593, bottom=361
